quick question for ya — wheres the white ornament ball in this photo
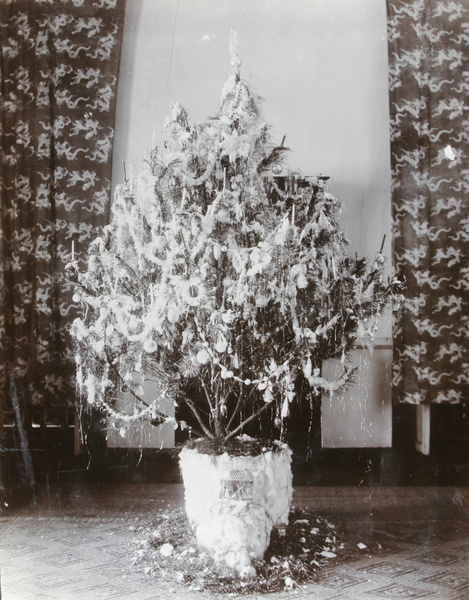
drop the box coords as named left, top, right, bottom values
left=215, top=339, right=227, bottom=353
left=167, top=307, right=179, bottom=323
left=296, top=274, right=308, bottom=289
left=159, top=543, right=174, bottom=557
left=196, top=349, right=210, bottom=364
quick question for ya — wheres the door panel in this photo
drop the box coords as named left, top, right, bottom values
left=321, top=341, right=392, bottom=448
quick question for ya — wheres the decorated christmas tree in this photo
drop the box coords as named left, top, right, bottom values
left=67, top=33, right=402, bottom=450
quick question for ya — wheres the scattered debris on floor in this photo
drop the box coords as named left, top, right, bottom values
left=131, top=506, right=346, bottom=593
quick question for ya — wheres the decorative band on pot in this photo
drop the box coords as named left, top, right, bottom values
left=220, top=469, right=254, bottom=501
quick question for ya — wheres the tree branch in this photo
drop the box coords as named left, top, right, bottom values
left=198, top=375, right=214, bottom=413
left=226, top=382, right=256, bottom=432
left=183, top=396, right=214, bottom=440
left=224, top=400, right=271, bottom=442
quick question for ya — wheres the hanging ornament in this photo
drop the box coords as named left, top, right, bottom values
left=196, top=349, right=210, bottom=365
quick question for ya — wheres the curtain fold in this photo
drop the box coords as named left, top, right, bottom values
left=0, top=0, right=126, bottom=415
left=386, top=0, right=468, bottom=404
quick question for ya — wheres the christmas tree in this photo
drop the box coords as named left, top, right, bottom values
left=67, top=32, right=402, bottom=448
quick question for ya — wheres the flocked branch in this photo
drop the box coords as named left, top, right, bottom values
left=68, top=32, right=403, bottom=445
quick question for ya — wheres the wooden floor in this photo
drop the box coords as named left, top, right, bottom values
left=1, top=483, right=468, bottom=599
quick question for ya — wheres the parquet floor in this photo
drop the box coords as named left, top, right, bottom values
left=1, top=484, right=468, bottom=599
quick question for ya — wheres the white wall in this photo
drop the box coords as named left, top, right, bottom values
left=112, top=0, right=392, bottom=262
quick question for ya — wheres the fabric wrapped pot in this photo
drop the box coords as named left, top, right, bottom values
left=179, top=442, right=293, bottom=576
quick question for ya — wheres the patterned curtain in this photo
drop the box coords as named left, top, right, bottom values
left=386, top=0, right=468, bottom=405
left=0, top=1, right=126, bottom=417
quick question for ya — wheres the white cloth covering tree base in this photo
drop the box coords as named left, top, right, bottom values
left=179, top=443, right=293, bottom=577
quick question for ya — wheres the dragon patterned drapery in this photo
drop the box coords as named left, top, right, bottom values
left=386, top=0, right=468, bottom=405
left=0, top=0, right=126, bottom=414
